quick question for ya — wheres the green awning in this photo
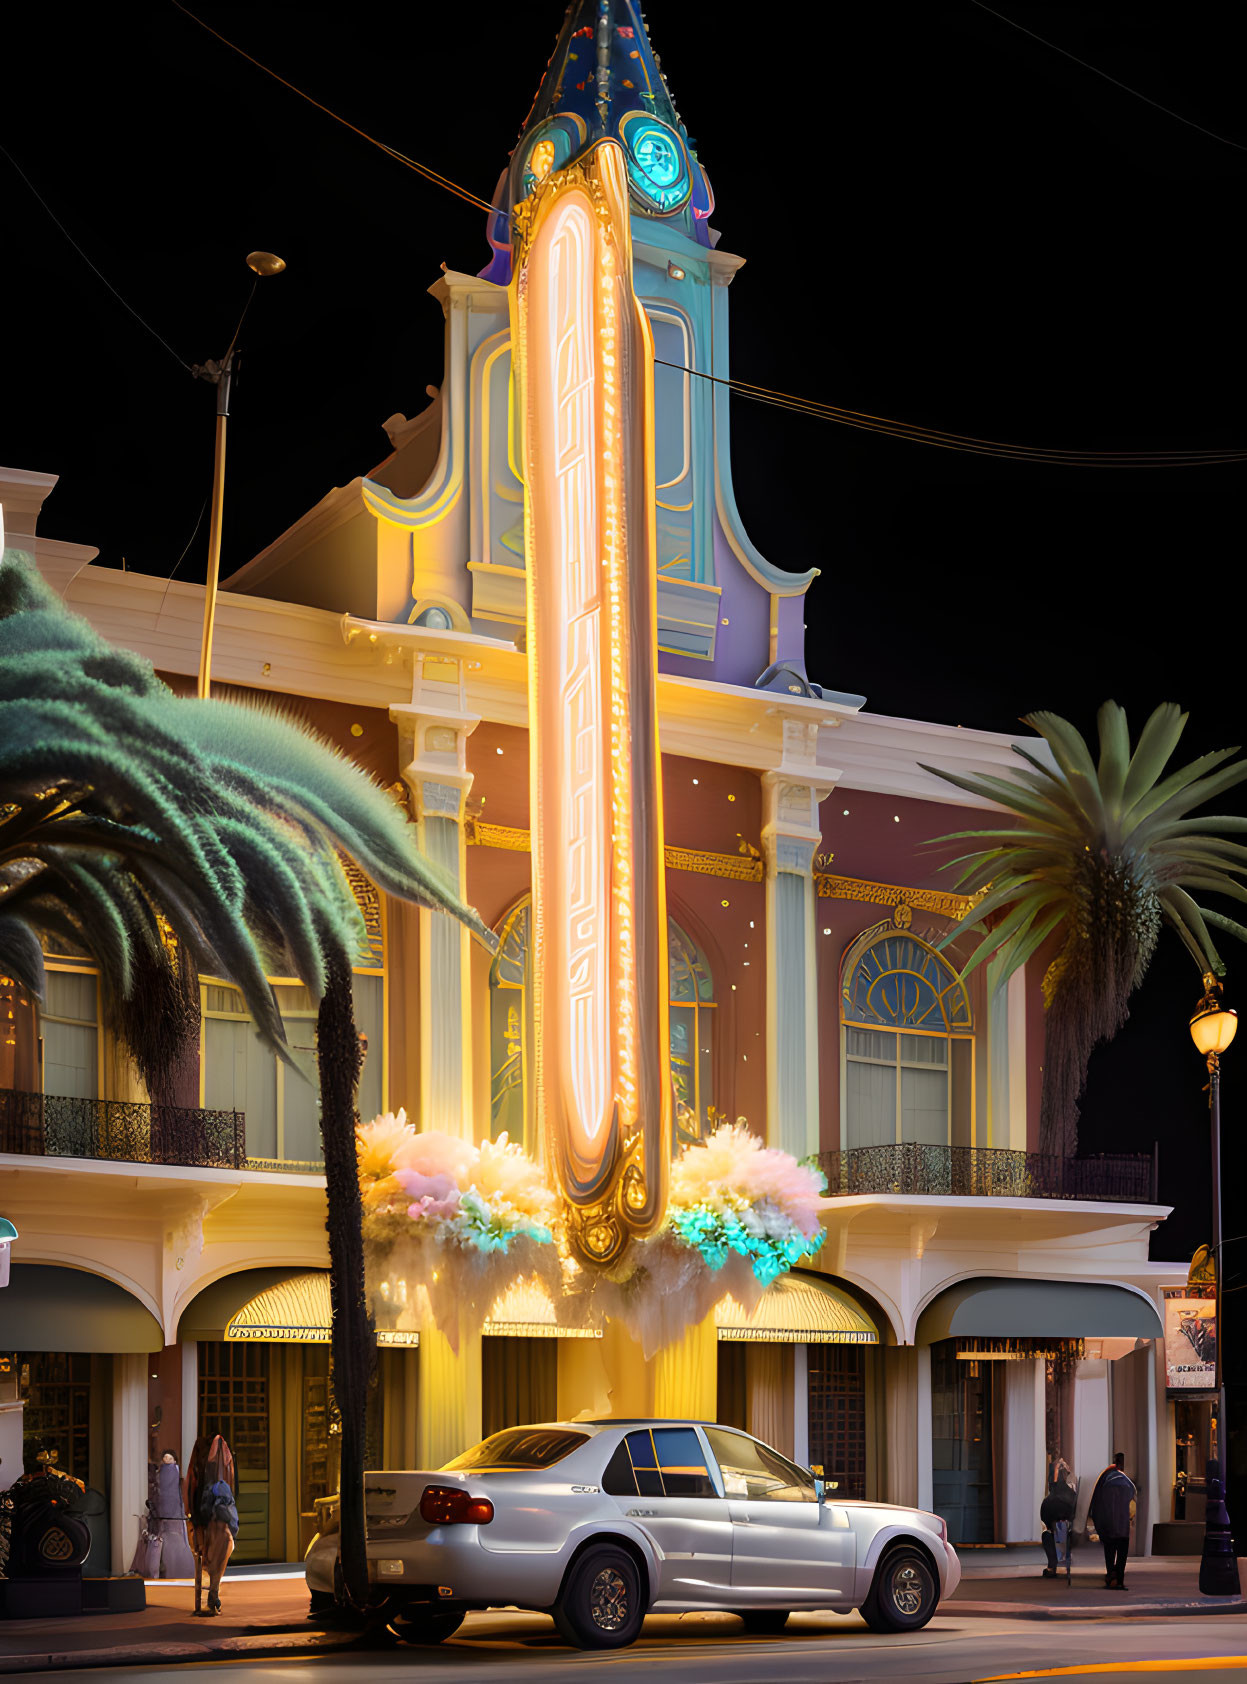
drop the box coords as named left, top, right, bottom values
left=918, top=1277, right=1161, bottom=1344
left=0, top=1219, right=17, bottom=1242
left=0, top=1264, right=162, bottom=1352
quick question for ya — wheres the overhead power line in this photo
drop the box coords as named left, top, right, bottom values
left=656, top=360, right=1247, bottom=467
left=967, top=0, right=1247, bottom=154
left=0, top=142, right=192, bottom=374
left=169, top=0, right=497, bottom=214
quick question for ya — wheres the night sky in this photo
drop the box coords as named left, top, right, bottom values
left=4, top=1, right=1246, bottom=1274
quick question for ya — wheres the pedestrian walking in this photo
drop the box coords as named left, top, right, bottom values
left=1040, top=1458, right=1077, bottom=1578
left=1088, top=1451, right=1136, bottom=1589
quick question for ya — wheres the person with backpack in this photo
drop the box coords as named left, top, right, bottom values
left=183, top=1433, right=238, bottom=1615
left=1089, top=1451, right=1137, bottom=1589
left=1040, top=1458, right=1077, bottom=1578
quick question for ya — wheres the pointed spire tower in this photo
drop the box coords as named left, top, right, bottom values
left=506, top=2, right=691, bottom=1269
left=484, top=0, right=714, bottom=283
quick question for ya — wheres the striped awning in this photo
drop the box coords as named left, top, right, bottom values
left=483, top=1279, right=601, bottom=1339
left=716, top=1272, right=879, bottom=1344
left=225, top=1271, right=418, bottom=1347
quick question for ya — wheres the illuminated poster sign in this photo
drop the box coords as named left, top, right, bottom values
left=1162, top=1287, right=1216, bottom=1393
left=511, top=140, right=670, bottom=1266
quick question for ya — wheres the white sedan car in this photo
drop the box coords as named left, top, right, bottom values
left=306, top=1418, right=959, bottom=1648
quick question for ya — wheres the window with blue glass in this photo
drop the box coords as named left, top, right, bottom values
left=839, top=926, right=974, bottom=1150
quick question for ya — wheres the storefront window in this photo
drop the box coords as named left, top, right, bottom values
left=19, top=1352, right=92, bottom=1479
left=808, top=1345, right=867, bottom=1499
left=840, top=928, right=973, bottom=1149
left=931, top=1338, right=997, bottom=1544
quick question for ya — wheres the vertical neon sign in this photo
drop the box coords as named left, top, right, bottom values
left=511, top=140, right=669, bottom=1266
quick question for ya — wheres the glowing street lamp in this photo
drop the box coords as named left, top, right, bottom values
left=194, top=251, right=286, bottom=699
left=1190, top=972, right=1240, bottom=1596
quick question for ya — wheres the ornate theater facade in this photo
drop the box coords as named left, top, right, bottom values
left=2, top=0, right=1202, bottom=1573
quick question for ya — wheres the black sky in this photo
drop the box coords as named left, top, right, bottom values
left=4, top=1, right=1247, bottom=1266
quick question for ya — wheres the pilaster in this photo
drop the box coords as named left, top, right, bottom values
left=391, top=648, right=480, bottom=1140
left=415, top=1324, right=482, bottom=1471
left=760, top=711, right=838, bottom=1160
left=111, top=1352, right=148, bottom=1573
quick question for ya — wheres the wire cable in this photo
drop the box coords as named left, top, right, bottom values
left=0, top=142, right=192, bottom=374
left=655, top=359, right=1247, bottom=466
left=168, top=0, right=498, bottom=214
left=967, top=0, right=1247, bottom=155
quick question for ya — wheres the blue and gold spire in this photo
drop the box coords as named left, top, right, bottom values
left=482, top=1, right=713, bottom=281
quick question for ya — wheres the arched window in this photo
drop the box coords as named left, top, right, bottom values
left=839, top=924, right=974, bottom=1150
left=486, top=900, right=715, bottom=1155
left=489, top=900, right=532, bottom=1147
left=668, top=919, right=716, bottom=1151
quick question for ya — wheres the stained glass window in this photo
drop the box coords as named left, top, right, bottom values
left=840, top=928, right=973, bottom=1149
left=487, top=899, right=714, bottom=1156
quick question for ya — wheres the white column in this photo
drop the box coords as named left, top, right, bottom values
left=180, top=1340, right=198, bottom=1467
left=793, top=1344, right=810, bottom=1470
left=111, top=1352, right=149, bottom=1574
left=917, top=1345, right=933, bottom=1514
left=761, top=716, right=836, bottom=1160
left=392, top=661, right=479, bottom=1140
left=1003, top=1359, right=1046, bottom=1544
left=1072, top=1358, right=1112, bottom=1532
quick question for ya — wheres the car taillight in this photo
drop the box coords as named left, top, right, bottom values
left=419, top=1485, right=494, bottom=1526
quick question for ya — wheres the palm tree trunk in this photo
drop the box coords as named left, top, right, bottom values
left=317, top=947, right=371, bottom=1609
left=1038, top=990, right=1083, bottom=1160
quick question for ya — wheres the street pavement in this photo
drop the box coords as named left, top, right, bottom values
left=6, top=1615, right=1247, bottom=1684
left=3, top=1561, right=1247, bottom=1680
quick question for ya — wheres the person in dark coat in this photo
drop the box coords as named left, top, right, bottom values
left=1089, top=1451, right=1137, bottom=1588
left=1040, top=1459, right=1077, bottom=1577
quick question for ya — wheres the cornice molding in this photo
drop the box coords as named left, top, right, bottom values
left=813, top=872, right=977, bottom=921
left=465, top=821, right=767, bottom=883
left=41, top=564, right=1043, bottom=807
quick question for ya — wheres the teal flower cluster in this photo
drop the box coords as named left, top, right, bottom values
left=454, top=1187, right=554, bottom=1255
left=668, top=1200, right=826, bottom=1285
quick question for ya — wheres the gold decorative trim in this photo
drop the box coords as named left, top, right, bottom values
left=813, top=872, right=976, bottom=921
left=337, top=853, right=385, bottom=964
left=466, top=822, right=766, bottom=883
left=664, top=845, right=764, bottom=883
left=464, top=818, right=532, bottom=852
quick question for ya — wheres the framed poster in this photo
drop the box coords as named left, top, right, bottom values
left=1163, top=1287, right=1216, bottom=1393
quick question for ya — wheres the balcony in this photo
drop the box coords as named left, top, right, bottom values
left=0, top=1089, right=245, bottom=1171
left=817, top=1143, right=1159, bottom=1205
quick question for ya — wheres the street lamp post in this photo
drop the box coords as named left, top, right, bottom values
left=193, top=250, right=286, bottom=700
left=1190, top=972, right=1241, bottom=1597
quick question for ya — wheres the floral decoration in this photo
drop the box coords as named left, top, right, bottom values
left=666, top=1123, right=828, bottom=1285
left=356, top=1111, right=556, bottom=1350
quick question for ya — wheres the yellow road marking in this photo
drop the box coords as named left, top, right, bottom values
left=977, top=1661, right=1247, bottom=1680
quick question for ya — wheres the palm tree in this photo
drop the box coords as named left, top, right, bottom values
left=1, top=547, right=488, bottom=1604
left=923, top=703, right=1247, bottom=1157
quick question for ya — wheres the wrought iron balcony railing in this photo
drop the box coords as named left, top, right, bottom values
left=817, top=1143, right=1159, bottom=1205
left=0, top=1089, right=245, bottom=1171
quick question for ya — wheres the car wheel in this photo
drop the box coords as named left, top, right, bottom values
left=739, top=1609, right=790, bottom=1634
left=554, top=1545, right=645, bottom=1649
left=390, top=1607, right=466, bottom=1645
left=308, top=1588, right=334, bottom=1615
left=860, top=1546, right=939, bottom=1633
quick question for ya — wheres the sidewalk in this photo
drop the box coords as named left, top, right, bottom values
left=951, top=1550, right=1247, bottom=1619
left=0, top=1573, right=353, bottom=1673
left=2, top=1556, right=1245, bottom=1671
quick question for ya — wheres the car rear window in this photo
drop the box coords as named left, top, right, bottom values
left=603, top=1428, right=717, bottom=1499
left=441, top=1428, right=589, bottom=1471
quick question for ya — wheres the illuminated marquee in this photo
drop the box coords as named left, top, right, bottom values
left=511, top=140, right=670, bottom=1265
